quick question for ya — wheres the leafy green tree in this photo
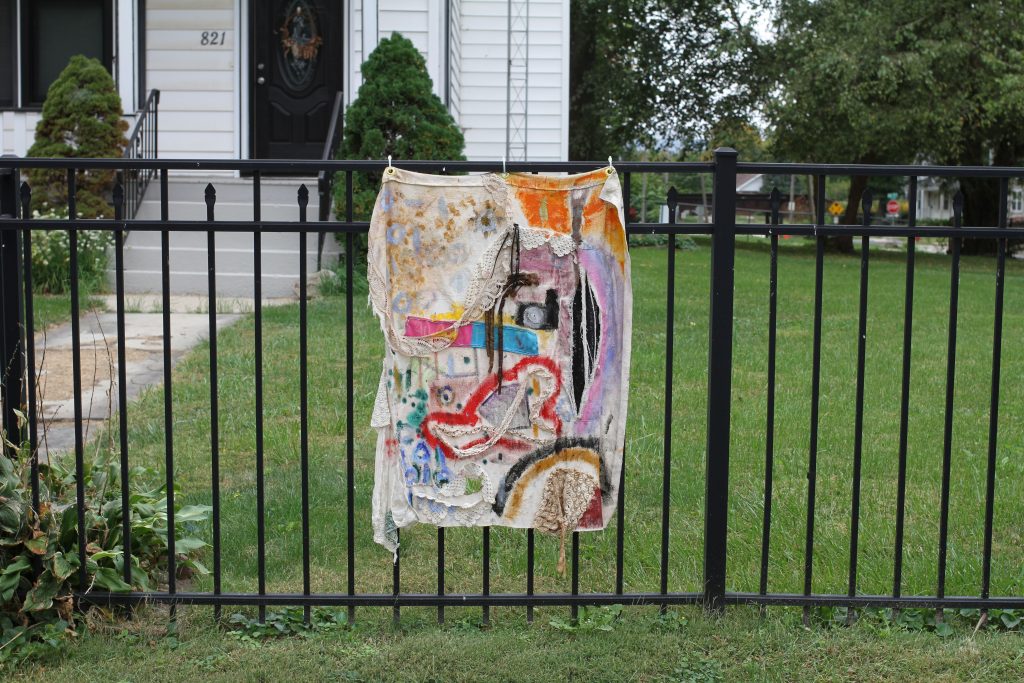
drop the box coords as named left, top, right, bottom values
left=767, top=0, right=1024, bottom=253
left=932, top=2, right=1024, bottom=252
left=707, top=117, right=769, bottom=162
left=26, top=55, right=128, bottom=219
left=334, top=33, right=465, bottom=221
left=569, top=0, right=763, bottom=160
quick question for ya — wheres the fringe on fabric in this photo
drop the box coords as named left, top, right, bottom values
left=484, top=223, right=538, bottom=391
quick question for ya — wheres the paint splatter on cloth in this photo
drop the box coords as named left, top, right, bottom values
left=368, top=166, right=631, bottom=569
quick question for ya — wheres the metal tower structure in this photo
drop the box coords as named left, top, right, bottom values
left=506, top=0, right=529, bottom=161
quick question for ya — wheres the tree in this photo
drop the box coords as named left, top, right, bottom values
left=569, top=0, right=763, bottom=160
left=932, top=2, right=1024, bottom=252
left=334, top=33, right=465, bottom=221
left=767, top=0, right=1024, bottom=252
left=26, top=55, right=128, bottom=219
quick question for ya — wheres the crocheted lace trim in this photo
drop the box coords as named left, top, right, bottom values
left=519, top=227, right=576, bottom=257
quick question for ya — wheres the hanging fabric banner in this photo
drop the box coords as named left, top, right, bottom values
left=368, top=166, right=632, bottom=569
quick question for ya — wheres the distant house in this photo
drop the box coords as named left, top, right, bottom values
left=736, top=173, right=764, bottom=194
left=913, top=176, right=1024, bottom=223
left=0, top=0, right=570, bottom=162
left=913, top=177, right=955, bottom=221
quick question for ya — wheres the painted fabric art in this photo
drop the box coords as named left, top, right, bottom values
left=368, top=166, right=631, bottom=570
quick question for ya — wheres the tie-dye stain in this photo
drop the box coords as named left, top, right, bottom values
left=368, top=167, right=631, bottom=569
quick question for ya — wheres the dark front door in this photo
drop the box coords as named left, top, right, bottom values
left=252, top=0, right=342, bottom=159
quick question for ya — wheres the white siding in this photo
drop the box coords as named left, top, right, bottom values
left=346, top=0, right=568, bottom=161
left=379, top=4, right=430, bottom=47
left=456, top=0, right=567, bottom=161
left=0, top=111, right=38, bottom=157
left=351, top=0, right=444, bottom=102
left=348, top=0, right=362, bottom=107
left=116, top=0, right=139, bottom=113
left=4, top=0, right=570, bottom=162
left=447, top=0, right=462, bottom=120
left=146, top=0, right=237, bottom=159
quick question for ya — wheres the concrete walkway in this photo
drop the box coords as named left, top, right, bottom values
left=33, top=295, right=291, bottom=459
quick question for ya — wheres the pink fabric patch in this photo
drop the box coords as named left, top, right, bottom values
left=404, top=316, right=474, bottom=345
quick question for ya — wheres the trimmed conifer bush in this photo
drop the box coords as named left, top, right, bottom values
left=27, top=55, right=128, bottom=219
left=333, top=33, right=465, bottom=221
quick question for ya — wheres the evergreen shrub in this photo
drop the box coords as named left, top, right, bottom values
left=333, top=33, right=465, bottom=222
left=26, top=55, right=128, bottom=220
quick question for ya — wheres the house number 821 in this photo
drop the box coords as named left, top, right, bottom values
left=201, top=31, right=227, bottom=46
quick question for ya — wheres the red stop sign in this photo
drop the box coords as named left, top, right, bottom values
left=887, top=199, right=900, bottom=215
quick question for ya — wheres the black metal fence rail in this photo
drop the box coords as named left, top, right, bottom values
left=1, top=151, right=1022, bottom=625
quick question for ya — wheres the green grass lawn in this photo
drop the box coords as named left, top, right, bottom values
left=13, top=239, right=1024, bottom=680
left=12, top=603, right=1024, bottom=681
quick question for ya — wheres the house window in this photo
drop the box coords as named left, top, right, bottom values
left=0, top=0, right=14, bottom=107
left=21, top=0, right=113, bottom=106
left=1012, top=190, right=1024, bottom=214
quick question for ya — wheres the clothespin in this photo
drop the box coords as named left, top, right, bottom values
left=501, top=154, right=508, bottom=177
left=607, top=155, right=615, bottom=175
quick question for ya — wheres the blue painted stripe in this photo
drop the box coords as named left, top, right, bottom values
left=468, top=322, right=539, bottom=356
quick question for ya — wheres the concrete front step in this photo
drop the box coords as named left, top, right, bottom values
left=117, top=229, right=332, bottom=250
left=133, top=176, right=328, bottom=222
left=115, top=270, right=315, bottom=298
left=113, top=239, right=338, bottom=276
left=134, top=199, right=326, bottom=222
left=111, top=232, right=341, bottom=297
left=153, top=176, right=327, bottom=204
left=149, top=175, right=319, bottom=198
left=117, top=176, right=342, bottom=297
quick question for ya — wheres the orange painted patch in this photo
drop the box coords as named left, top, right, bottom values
left=516, top=187, right=571, bottom=233
left=580, top=189, right=627, bottom=270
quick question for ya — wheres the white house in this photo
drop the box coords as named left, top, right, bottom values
left=913, top=176, right=1024, bottom=223
left=0, top=0, right=570, bottom=162
left=913, top=177, right=954, bottom=222
left=1, top=0, right=570, bottom=296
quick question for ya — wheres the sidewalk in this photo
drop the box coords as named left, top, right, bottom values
left=32, top=295, right=291, bottom=459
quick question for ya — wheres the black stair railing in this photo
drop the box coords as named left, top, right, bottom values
left=121, top=89, right=160, bottom=220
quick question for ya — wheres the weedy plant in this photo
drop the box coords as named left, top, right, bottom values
left=809, top=605, right=1024, bottom=638
left=668, top=653, right=724, bottom=683
left=226, top=607, right=351, bottom=645
left=549, top=604, right=624, bottom=632
left=28, top=210, right=114, bottom=294
left=0, top=413, right=210, bottom=665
